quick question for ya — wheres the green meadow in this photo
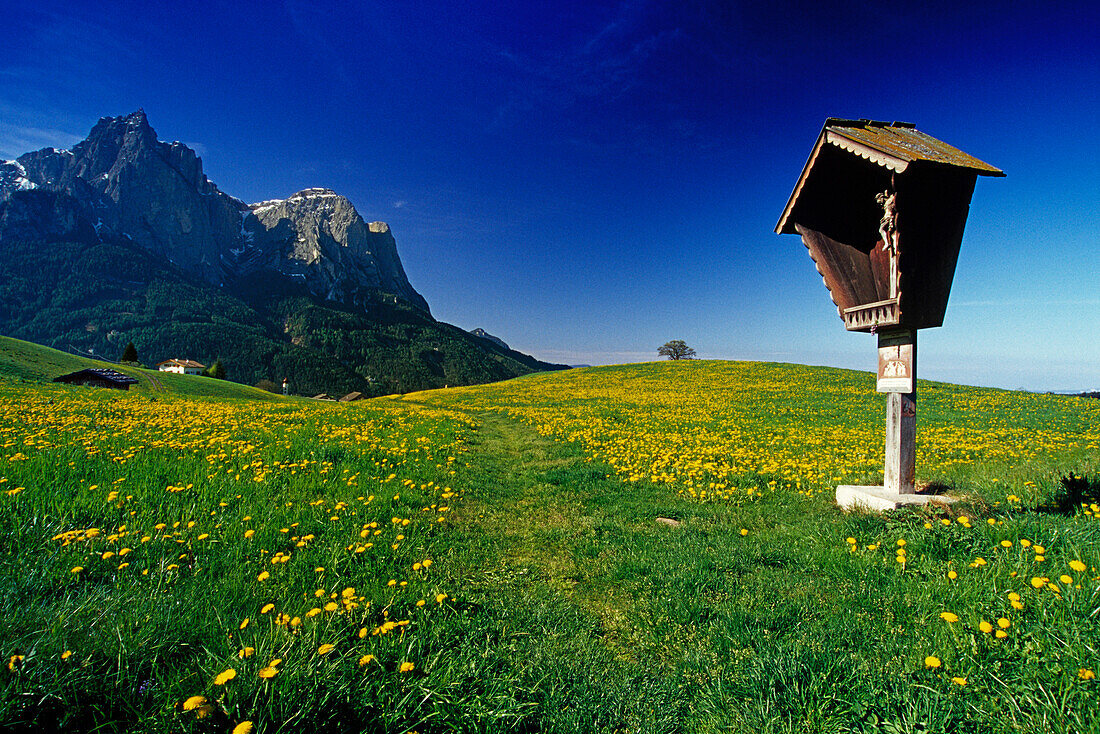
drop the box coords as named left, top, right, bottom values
left=2, top=339, right=1099, bottom=733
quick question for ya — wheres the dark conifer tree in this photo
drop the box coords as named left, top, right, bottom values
left=119, top=342, right=138, bottom=363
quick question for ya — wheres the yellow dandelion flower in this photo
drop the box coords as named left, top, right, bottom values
left=951, top=676, right=967, bottom=686
left=1030, top=577, right=1045, bottom=589
left=306, top=607, right=322, bottom=618
left=324, top=602, right=338, bottom=612
left=995, top=630, right=1008, bottom=639
left=740, top=528, right=749, bottom=536
left=257, top=571, right=270, bottom=582
left=8, top=655, right=24, bottom=671
left=260, top=603, right=274, bottom=614
left=924, top=656, right=941, bottom=669
left=1069, top=560, right=1087, bottom=573
left=317, top=643, right=336, bottom=655
left=240, top=617, right=250, bottom=629
left=61, top=650, right=72, bottom=660
left=1079, top=668, right=1096, bottom=680
left=182, top=695, right=207, bottom=711
left=258, top=666, right=278, bottom=678
left=1060, top=574, right=1073, bottom=585
left=997, top=617, right=1010, bottom=629
left=947, top=570, right=958, bottom=580
left=358, top=654, right=375, bottom=667
left=233, top=722, right=254, bottom=734
left=939, top=612, right=959, bottom=623
left=71, top=566, right=83, bottom=574
left=400, top=661, right=415, bottom=672
left=244, top=529, right=255, bottom=539
left=214, top=668, right=237, bottom=685
left=979, top=620, right=993, bottom=634
left=239, top=647, right=255, bottom=658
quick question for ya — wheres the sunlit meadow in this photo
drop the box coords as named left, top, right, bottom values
left=3, top=359, right=1100, bottom=732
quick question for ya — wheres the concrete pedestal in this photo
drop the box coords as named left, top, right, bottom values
left=836, top=485, right=956, bottom=512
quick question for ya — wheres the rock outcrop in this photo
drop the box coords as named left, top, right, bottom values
left=239, top=189, right=429, bottom=313
left=0, top=111, right=429, bottom=313
left=469, top=328, right=509, bottom=350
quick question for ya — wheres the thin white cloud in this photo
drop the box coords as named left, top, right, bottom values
left=0, top=123, right=82, bottom=159
left=490, top=1, right=685, bottom=128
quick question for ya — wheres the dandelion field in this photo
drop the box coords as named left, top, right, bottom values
left=3, top=358, right=1100, bottom=732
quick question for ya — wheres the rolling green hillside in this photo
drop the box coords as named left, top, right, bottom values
left=2, top=360, right=1098, bottom=732
left=0, top=334, right=281, bottom=400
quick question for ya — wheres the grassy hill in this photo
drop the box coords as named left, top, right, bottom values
left=0, top=334, right=282, bottom=400
left=1, top=360, right=1098, bottom=732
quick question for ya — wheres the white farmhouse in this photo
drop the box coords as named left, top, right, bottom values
left=156, top=358, right=206, bottom=375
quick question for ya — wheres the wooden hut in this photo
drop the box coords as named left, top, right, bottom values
left=54, top=368, right=139, bottom=390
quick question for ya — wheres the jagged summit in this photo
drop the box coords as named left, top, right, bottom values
left=0, top=111, right=428, bottom=314
left=242, top=186, right=429, bottom=313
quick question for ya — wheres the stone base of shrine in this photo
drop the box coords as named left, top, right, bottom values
left=836, top=485, right=957, bottom=512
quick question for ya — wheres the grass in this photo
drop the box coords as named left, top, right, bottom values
left=0, top=335, right=282, bottom=400
left=1, top=354, right=1099, bottom=732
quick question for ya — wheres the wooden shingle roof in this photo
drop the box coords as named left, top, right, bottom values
left=777, top=119, right=1004, bottom=235
left=54, top=368, right=139, bottom=385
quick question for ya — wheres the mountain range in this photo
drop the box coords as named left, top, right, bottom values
left=0, top=110, right=565, bottom=394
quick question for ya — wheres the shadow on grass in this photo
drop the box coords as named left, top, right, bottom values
left=1037, top=472, right=1100, bottom=515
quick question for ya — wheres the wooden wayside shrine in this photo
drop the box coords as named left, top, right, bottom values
left=776, top=119, right=1003, bottom=510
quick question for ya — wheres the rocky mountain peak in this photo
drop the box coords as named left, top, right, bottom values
left=245, top=188, right=429, bottom=314
left=469, top=328, right=510, bottom=350
left=0, top=110, right=429, bottom=314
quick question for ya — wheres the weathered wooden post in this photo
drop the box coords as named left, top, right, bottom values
left=775, top=119, right=1003, bottom=510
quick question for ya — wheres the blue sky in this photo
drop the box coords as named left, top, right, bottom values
left=3, top=0, right=1098, bottom=390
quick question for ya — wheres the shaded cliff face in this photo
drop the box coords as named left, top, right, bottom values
left=6, top=110, right=243, bottom=281
left=0, top=111, right=428, bottom=313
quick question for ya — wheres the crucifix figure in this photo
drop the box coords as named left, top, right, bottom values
left=876, top=190, right=899, bottom=298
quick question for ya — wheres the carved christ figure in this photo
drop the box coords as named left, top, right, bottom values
left=876, top=190, right=899, bottom=298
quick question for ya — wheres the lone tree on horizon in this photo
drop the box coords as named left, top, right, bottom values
left=658, top=340, right=696, bottom=360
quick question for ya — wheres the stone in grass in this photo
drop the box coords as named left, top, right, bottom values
left=655, top=517, right=681, bottom=527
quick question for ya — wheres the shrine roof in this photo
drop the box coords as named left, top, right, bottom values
left=776, top=119, right=1004, bottom=234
